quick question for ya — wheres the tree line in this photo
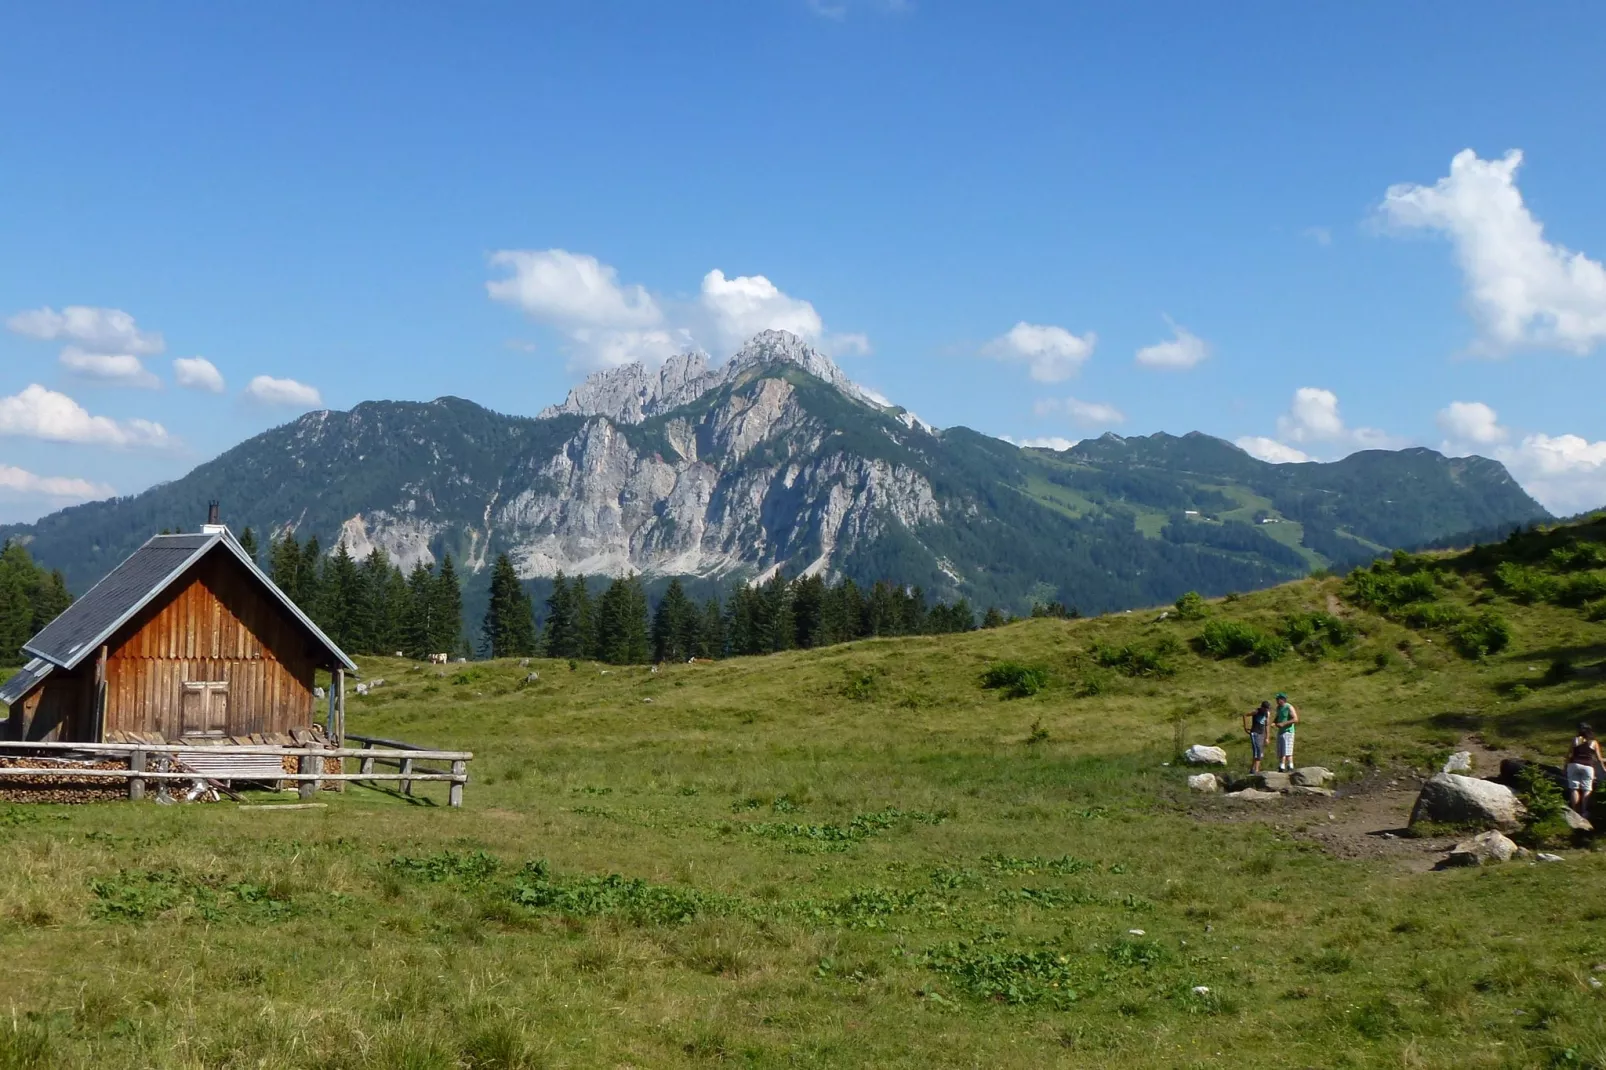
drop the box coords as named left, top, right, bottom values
left=0, top=541, right=73, bottom=667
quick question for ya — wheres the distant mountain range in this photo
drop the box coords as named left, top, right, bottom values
left=1, top=331, right=1550, bottom=614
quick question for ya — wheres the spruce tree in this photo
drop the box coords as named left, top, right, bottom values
left=483, top=553, right=537, bottom=658
left=381, top=565, right=409, bottom=654
left=28, top=570, right=72, bottom=633
left=699, top=596, right=726, bottom=658
left=270, top=532, right=302, bottom=601
left=542, top=572, right=573, bottom=657
left=982, top=606, right=1007, bottom=629
left=651, top=578, right=696, bottom=663
left=571, top=576, right=597, bottom=660
left=238, top=526, right=259, bottom=564
left=430, top=554, right=463, bottom=657
left=298, top=535, right=325, bottom=623
left=322, top=543, right=370, bottom=653
left=404, top=562, right=436, bottom=658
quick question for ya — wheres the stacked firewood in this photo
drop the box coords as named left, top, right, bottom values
left=0, top=756, right=126, bottom=804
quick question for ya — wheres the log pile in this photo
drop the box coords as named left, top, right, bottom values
left=0, top=756, right=127, bottom=804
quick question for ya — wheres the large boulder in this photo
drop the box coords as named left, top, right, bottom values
left=1410, top=773, right=1526, bottom=832
left=1562, top=808, right=1594, bottom=833
left=1292, top=767, right=1334, bottom=788
left=1496, top=758, right=1566, bottom=793
left=1445, top=830, right=1518, bottom=867
left=1249, top=772, right=1293, bottom=792
left=1187, top=773, right=1220, bottom=793
left=1184, top=745, right=1227, bottom=766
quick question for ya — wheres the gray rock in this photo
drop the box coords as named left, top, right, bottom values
left=1187, top=773, right=1220, bottom=793
left=1292, top=786, right=1336, bottom=797
left=1562, top=808, right=1594, bottom=833
left=1184, top=745, right=1228, bottom=766
left=1292, top=766, right=1334, bottom=787
left=1536, top=852, right=1565, bottom=863
left=1442, top=751, right=1474, bottom=775
left=1250, top=771, right=1293, bottom=791
left=1225, top=788, right=1282, bottom=802
left=1445, top=830, right=1518, bottom=866
left=1410, top=773, right=1526, bottom=832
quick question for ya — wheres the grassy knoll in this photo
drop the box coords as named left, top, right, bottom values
left=2, top=528, right=1606, bottom=1067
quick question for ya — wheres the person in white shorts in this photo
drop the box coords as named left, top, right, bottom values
left=1565, top=723, right=1603, bottom=818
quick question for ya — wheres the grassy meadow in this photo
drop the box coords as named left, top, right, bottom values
left=1, top=531, right=1605, bottom=1068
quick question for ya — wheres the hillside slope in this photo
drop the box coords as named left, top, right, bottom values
left=1, top=332, right=1547, bottom=614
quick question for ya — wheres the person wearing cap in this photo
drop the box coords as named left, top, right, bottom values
left=1273, top=692, right=1299, bottom=772
left=1243, top=700, right=1272, bottom=773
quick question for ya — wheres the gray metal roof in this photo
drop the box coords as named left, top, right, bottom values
left=0, top=658, right=54, bottom=707
left=21, top=531, right=357, bottom=674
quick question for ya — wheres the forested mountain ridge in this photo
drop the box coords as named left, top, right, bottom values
left=0, top=332, right=1549, bottom=615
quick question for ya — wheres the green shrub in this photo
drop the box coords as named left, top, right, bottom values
left=1548, top=542, right=1606, bottom=570
left=1281, top=611, right=1356, bottom=656
left=1091, top=639, right=1178, bottom=677
left=1173, top=590, right=1207, bottom=621
left=1583, top=598, right=1606, bottom=623
left=1492, top=562, right=1559, bottom=604
left=1401, top=602, right=1466, bottom=629
left=1449, top=610, right=1511, bottom=658
left=1344, top=566, right=1439, bottom=610
left=981, top=662, right=1050, bottom=698
left=1197, top=619, right=1288, bottom=664
left=1555, top=571, right=1606, bottom=607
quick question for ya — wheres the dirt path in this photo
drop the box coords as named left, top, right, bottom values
left=1197, top=736, right=1530, bottom=873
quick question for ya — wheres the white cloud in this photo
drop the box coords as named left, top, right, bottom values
left=6, top=305, right=165, bottom=355
left=173, top=357, right=226, bottom=394
left=1275, top=387, right=1399, bottom=449
left=1380, top=149, right=1606, bottom=354
left=1495, top=433, right=1606, bottom=515
left=1034, top=395, right=1125, bottom=427
left=0, top=465, right=113, bottom=501
left=1302, top=226, right=1333, bottom=247
left=244, top=375, right=322, bottom=407
left=700, top=269, right=824, bottom=350
left=983, top=322, right=1096, bottom=382
left=487, top=250, right=866, bottom=370
left=1002, top=434, right=1079, bottom=452
left=1134, top=318, right=1210, bottom=370
left=0, top=384, right=173, bottom=448
left=1236, top=436, right=1312, bottom=464
left=1436, top=400, right=1507, bottom=446
left=58, top=347, right=160, bottom=388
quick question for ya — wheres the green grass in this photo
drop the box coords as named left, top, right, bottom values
left=1, top=532, right=1605, bottom=1067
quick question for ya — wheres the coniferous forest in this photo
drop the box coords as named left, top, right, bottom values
left=0, top=541, right=75, bottom=667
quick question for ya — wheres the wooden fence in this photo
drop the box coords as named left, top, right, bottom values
left=0, top=739, right=473, bottom=806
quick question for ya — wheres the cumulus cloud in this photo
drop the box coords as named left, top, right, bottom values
left=173, top=357, right=226, bottom=393
left=1380, top=149, right=1606, bottom=354
left=982, top=322, right=1096, bottom=383
left=1236, top=388, right=1400, bottom=464
left=7, top=305, right=165, bottom=355
left=1001, top=434, right=1080, bottom=452
left=0, top=384, right=172, bottom=448
left=1435, top=400, right=1606, bottom=515
left=487, top=250, right=862, bottom=369
left=1134, top=318, right=1210, bottom=370
left=0, top=465, right=113, bottom=501
left=1236, top=436, right=1312, bottom=464
left=58, top=347, right=160, bottom=388
left=1436, top=401, right=1507, bottom=446
left=1033, top=395, right=1125, bottom=427
left=244, top=375, right=322, bottom=407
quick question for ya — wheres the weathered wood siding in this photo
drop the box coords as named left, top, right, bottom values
left=7, top=673, right=89, bottom=742
left=105, top=552, right=319, bottom=739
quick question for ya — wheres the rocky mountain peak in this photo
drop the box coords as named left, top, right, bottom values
left=539, top=330, right=884, bottom=426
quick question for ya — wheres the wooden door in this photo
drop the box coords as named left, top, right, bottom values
left=180, top=682, right=228, bottom=738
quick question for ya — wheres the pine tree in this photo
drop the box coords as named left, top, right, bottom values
left=270, top=532, right=302, bottom=601
left=595, top=575, right=650, bottom=664
left=298, top=535, right=325, bottom=623
left=571, top=576, right=597, bottom=660
left=404, top=562, right=436, bottom=658
left=323, top=543, right=370, bottom=653
left=430, top=554, right=463, bottom=657
left=28, top=570, right=72, bottom=633
left=791, top=574, right=826, bottom=648
left=238, top=526, right=259, bottom=565
left=982, top=606, right=1007, bottom=629
left=542, top=572, right=573, bottom=657
left=699, top=596, right=725, bottom=658
left=651, top=578, right=697, bottom=663
left=483, top=553, right=537, bottom=658
left=381, top=565, right=409, bottom=654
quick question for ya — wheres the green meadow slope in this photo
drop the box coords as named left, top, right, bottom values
left=0, top=521, right=1603, bottom=1068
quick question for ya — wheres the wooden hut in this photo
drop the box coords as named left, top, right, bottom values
left=1, top=512, right=355, bottom=746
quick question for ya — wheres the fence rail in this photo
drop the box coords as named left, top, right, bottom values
left=0, top=739, right=473, bottom=806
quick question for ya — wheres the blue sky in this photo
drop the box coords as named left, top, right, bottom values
left=4, top=1, right=1606, bottom=523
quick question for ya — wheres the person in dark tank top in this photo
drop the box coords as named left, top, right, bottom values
left=1564, top=723, right=1604, bottom=817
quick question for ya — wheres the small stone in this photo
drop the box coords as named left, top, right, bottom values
left=1536, top=852, right=1565, bottom=863
left=1562, top=809, right=1594, bottom=833
left=1590, top=978, right=1602, bottom=989
left=1191, top=986, right=1210, bottom=996
left=1188, top=773, right=1220, bottom=794
left=1128, top=929, right=1145, bottom=936
left=1445, top=829, right=1519, bottom=867
left=1442, top=751, right=1474, bottom=775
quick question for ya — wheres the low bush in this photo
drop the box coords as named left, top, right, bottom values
left=1492, top=562, right=1559, bottom=604
left=1281, top=611, right=1356, bottom=656
left=1449, top=610, right=1512, bottom=659
left=1344, top=565, right=1439, bottom=610
left=1173, top=591, right=1207, bottom=621
left=1555, top=571, right=1606, bottom=607
left=1091, top=638, right=1180, bottom=677
left=981, top=662, right=1050, bottom=698
left=1196, top=619, right=1288, bottom=664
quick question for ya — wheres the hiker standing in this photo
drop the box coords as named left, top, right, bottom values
left=1273, top=692, right=1299, bottom=772
left=1243, top=700, right=1272, bottom=773
left=1565, top=723, right=1604, bottom=818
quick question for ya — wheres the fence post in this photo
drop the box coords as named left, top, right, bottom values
left=298, top=749, right=321, bottom=800
left=128, top=749, right=145, bottom=801
left=449, top=759, right=466, bottom=808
